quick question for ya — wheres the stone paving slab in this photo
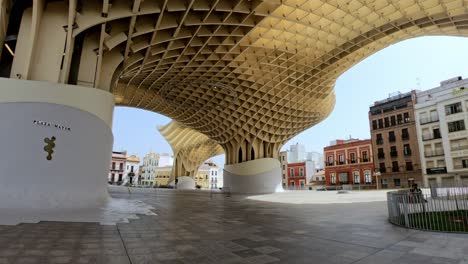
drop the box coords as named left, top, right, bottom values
left=0, top=189, right=467, bottom=264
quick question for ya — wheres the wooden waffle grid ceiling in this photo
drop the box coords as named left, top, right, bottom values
left=74, top=0, right=468, bottom=146
left=158, top=121, right=224, bottom=177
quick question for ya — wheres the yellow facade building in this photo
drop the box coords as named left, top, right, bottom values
left=154, top=166, right=173, bottom=187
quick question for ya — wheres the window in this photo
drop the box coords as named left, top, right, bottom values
left=327, top=156, right=334, bottom=166
left=402, top=128, right=409, bottom=140
left=433, top=128, right=441, bottom=139
left=445, top=102, right=462, bottom=115
left=389, top=131, right=396, bottom=142
left=392, top=161, right=399, bottom=172
left=290, top=168, right=294, bottom=177
left=111, top=173, right=115, bottom=182
left=112, top=162, right=115, bottom=169
left=353, top=171, right=360, bottom=184
left=299, top=168, right=304, bottom=176
left=403, top=144, right=411, bottom=156
left=118, top=174, right=123, bottom=181
left=376, top=134, right=383, bottom=145
left=339, top=173, right=349, bottom=184
left=282, top=165, right=285, bottom=170
left=372, top=120, right=377, bottom=130
left=282, top=173, right=286, bottom=179
left=448, top=120, right=465, bottom=133
left=290, top=181, right=295, bottom=187
left=362, top=151, right=368, bottom=162
left=300, top=180, right=305, bottom=187
left=330, top=173, right=336, bottom=184
left=394, top=178, right=401, bottom=187
left=390, top=146, right=397, bottom=157
left=119, top=163, right=123, bottom=170
left=379, top=163, right=386, bottom=173
left=397, top=114, right=403, bottom=124
left=404, top=112, right=410, bottom=123
left=378, top=119, right=383, bottom=129
left=464, top=159, right=468, bottom=169
left=390, top=116, right=396, bottom=126
left=384, top=117, right=390, bottom=127
left=339, top=154, right=345, bottom=164
left=378, top=148, right=384, bottom=159
left=350, top=153, right=356, bottom=163
left=364, top=171, right=371, bottom=184
left=282, top=156, right=285, bottom=161
left=406, top=161, right=413, bottom=171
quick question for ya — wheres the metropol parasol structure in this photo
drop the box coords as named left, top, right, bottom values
left=0, top=0, right=467, bottom=209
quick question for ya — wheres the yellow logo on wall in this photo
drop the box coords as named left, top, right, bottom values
left=44, top=137, right=56, bottom=160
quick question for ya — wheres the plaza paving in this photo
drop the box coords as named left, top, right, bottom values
left=0, top=188, right=467, bottom=264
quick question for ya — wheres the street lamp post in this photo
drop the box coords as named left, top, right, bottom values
left=374, top=171, right=381, bottom=190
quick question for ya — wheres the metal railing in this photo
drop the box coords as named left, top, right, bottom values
left=424, top=148, right=444, bottom=157
left=387, top=184, right=468, bottom=232
left=420, top=116, right=439, bottom=125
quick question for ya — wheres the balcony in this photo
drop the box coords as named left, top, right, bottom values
left=426, top=167, right=447, bottom=175
left=327, top=162, right=334, bottom=166
left=420, top=116, right=439, bottom=125
left=454, top=164, right=468, bottom=169
left=451, top=144, right=468, bottom=151
left=390, top=151, right=398, bottom=158
left=424, top=148, right=444, bottom=158
left=392, top=167, right=399, bottom=172
left=406, top=165, right=414, bottom=171
left=389, top=136, right=396, bottom=143
left=379, top=167, right=386, bottom=173
left=349, top=159, right=356, bottom=164
left=376, top=139, right=383, bottom=145
left=422, top=133, right=442, bottom=141
left=402, top=134, right=410, bottom=140
left=362, top=158, right=369, bottom=162
left=378, top=153, right=385, bottom=159
left=403, top=149, right=412, bottom=156
left=337, top=161, right=345, bottom=165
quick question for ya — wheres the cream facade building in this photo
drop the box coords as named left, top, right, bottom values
left=415, top=77, right=468, bottom=187
left=154, top=166, right=173, bottom=187
left=279, top=151, right=288, bottom=188
left=195, top=161, right=222, bottom=189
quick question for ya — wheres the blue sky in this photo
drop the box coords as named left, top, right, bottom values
left=112, top=36, right=468, bottom=168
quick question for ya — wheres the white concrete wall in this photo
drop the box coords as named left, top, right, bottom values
left=0, top=79, right=114, bottom=209
left=224, top=158, right=283, bottom=194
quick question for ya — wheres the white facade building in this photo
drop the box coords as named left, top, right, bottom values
left=158, top=153, right=174, bottom=167
left=286, top=143, right=324, bottom=183
left=124, top=155, right=140, bottom=185
left=415, top=76, right=468, bottom=187
left=141, top=152, right=160, bottom=186
left=288, top=143, right=307, bottom=163
left=141, top=152, right=174, bottom=185
left=210, top=165, right=223, bottom=189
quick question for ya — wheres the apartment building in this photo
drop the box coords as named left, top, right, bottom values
left=279, top=151, right=288, bottom=188
left=414, top=76, right=468, bottom=186
left=369, top=91, right=423, bottom=188
left=324, top=139, right=375, bottom=187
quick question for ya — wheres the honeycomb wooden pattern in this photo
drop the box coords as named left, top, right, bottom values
left=158, top=121, right=224, bottom=177
left=27, top=0, right=468, bottom=164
